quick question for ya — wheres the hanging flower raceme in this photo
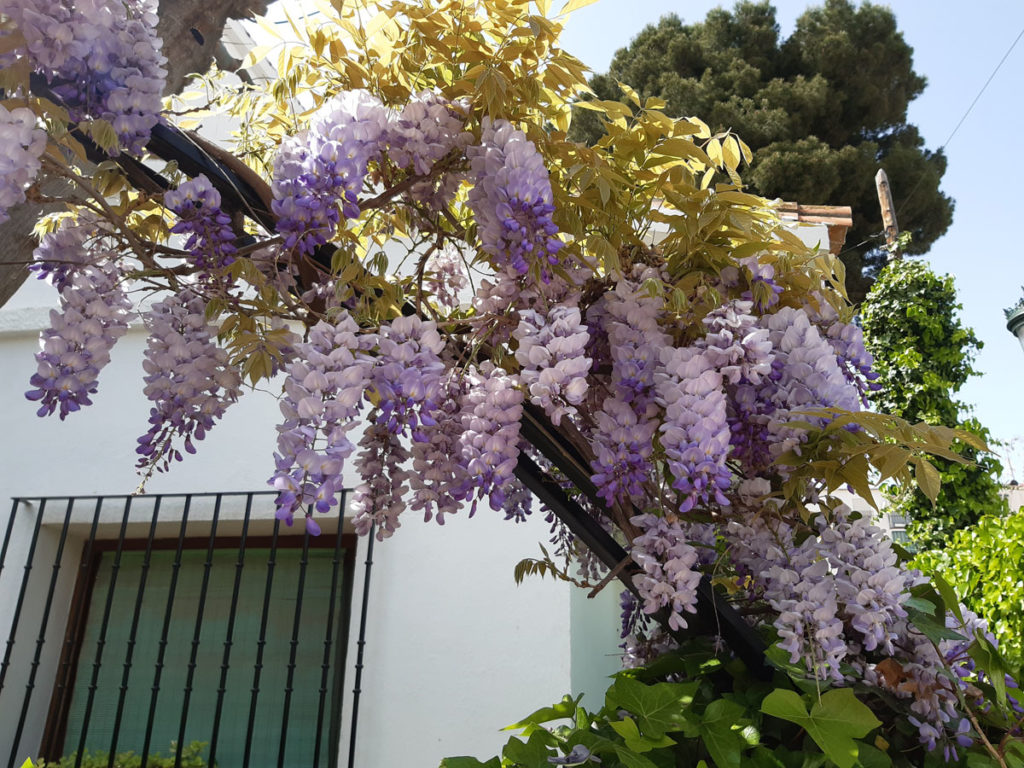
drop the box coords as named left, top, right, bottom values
left=368, top=315, right=446, bottom=441
left=630, top=513, right=702, bottom=631
left=2, top=0, right=166, bottom=153
left=656, top=346, right=733, bottom=514
left=270, top=313, right=374, bottom=532
left=408, top=373, right=468, bottom=525
left=164, top=174, right=237, bottom=274
left=425, top=245, right=469, bottom=311
left=271, top=90, right=391, bottom=254
left=135, top=290, right=242, bottom=473
left=468, top=118, right=562, bottom=281
left=26, top=220, right=133, bottom=419
left=0, top=105, right=46, bottom=223
left=514, top=304, right=591, bottom=426
left=351, top=420, right=410, bottom=540
left=454, top=363, right=524, bottom=514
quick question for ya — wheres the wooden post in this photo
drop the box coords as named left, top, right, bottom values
left=875, top=168, right=899, bottom=258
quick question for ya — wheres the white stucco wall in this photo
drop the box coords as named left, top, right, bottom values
left=0, top=277, right=622, bottom=766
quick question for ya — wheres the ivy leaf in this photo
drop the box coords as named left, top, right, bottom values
left=504, top=694, right=582, bottom=732
left=609, top=716, right=677, bottom=753
left=502, top=730, right=556, bottom=767
left=606, top=677, right=698, bottom=737
left=760, top=689, right=880, bottom=768
left=699, top=698, right=747, bottom=768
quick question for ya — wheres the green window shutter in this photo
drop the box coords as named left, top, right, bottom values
left=62, top=547, right=347, bottom=767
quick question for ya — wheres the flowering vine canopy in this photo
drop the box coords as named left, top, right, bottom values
left=2, top=1, right=1022, bottom=766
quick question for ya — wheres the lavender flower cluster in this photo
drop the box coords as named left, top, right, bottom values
left=272, top=90, right=469, bottom=254
left=630, top=513, right=702, bottom=631
left=136, top=291, right=242, bottom=473
left=26, top=220, right=132, bottom=418
left=454, top=363, right=524, bottom=514
left=467, top=118, right=562, bottom=280
left=727, top=506, right=995, bottom=756
left=270, top=313, right=374, bottom=533
left=272, top=90, right=390, bottom=254
left=4, top=0, right=167, bottom=153
left=164, top=174, right=237, bottom=274
left=0, top=105, right=46, bottom=223
left=514, top=304, right=591, bottom=426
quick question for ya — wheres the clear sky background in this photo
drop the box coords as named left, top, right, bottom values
left=561, top=1, right=1024, bottom=480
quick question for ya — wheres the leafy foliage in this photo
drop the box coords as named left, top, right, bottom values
left=570, top=0, right=953, bottom=302
left=915, top=506, right=1024, bottom=668
left=861, top=259, right=1007, bottom=549
left=36, top=742, right=207, bottom=768
left=446, top=625, right=1023, bottom=768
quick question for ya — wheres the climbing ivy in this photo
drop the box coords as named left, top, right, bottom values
left=861, top=259, right=1007, bottom=549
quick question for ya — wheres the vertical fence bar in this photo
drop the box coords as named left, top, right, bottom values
left=347, top=523, right=375, bottom=768
left=278, top=518, right=312, bottom=767
left=208, top=493, right=254, bottom=767
left=140, top=495, right=191, bottom=768
left=0, top=498, right=20, bottom=584
left=107, top=497, right=162, bottom=759
left=313, top=501, right=346, bottom=768
left=7, top=498, right=74, bottom=768
left=78, top=496, right=132, bottom=768
left=0, top=499, right=48, bottom=699
left=243, top=516, right=281, bottom=768
left=173, top=494, right=222, bottom=768
left=43, top=497, right=104, bottom=759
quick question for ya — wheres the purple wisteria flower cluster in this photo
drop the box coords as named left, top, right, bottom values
left=726, top=506, right=999, bottom=756
left=3, top=0, right=166, bottom=153
left=164, top=174, right=237, bottom=274
left=136, top=290, right=242, bottom=473
left=272, top=90, right=391, bottom=254
left=271, top=89, right=469, bottom=254
left=588, top=274, right=668, bottom=505
left=468, top=118, right=562, bottom=280
left=630, top=512, right=702, bottom=631
left=425, top=246, right=469, bottom=311
left=26, top=220, right=132, bottom=418
left=270, top=312, right=373, bottom=533
left=454, top=363, right=524, bottom=514
left=0, top=105, right=46, bottom=223
left=514, top=304, right=591, bottom=426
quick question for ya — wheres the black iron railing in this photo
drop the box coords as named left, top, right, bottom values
left=0, top=492, right=356, bottom=768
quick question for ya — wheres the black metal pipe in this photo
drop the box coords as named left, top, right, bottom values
left=243, top=517, right=282, bottom=767
left=278, top=518, right=312, bottom=767
left=140, top=495, right=192, bottom=768
left=173, top=494, right=222, bottom=768
left=313, top=502, right=347, bottom=768
left=347, top=523, right=375, bottom=768
left=7, top=498, right=73, bottom=768
left=0, top=499, right=48, bottom=700
left=208, top=493, right=255, bottom=767
left=108, top=498, right=162, bottom=759
left=79, top=496, right=133, bottom=768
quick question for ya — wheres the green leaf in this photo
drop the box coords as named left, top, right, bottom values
left=502, top=731, right=555, bottom=767
left=914, top=457, right=941, bottom=504
left=606, top=677, right=698, bottom=737
left=699, top=698, right=746, bottom=768
left=969, top=633, right=1007, bottom=709
left=931, top=573, right=965, bottom=624
left=760, top=689, right=880, bottom=768
left=905, top=606, right=966, bottom=644
left=609, top=717, right=677, bottom=753
left=504, top=695, right=582, bottom=731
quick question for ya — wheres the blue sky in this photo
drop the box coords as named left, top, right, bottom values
left=561, top=1, right=1024, bottom=480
